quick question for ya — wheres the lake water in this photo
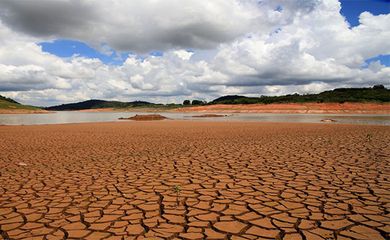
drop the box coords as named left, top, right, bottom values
left=0, top=111, right=389, bottom=126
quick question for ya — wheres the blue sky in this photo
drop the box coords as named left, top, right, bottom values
left=39, top=0, right=389, bottom=66
left=340, top=0, right=390, bottom=27
left=39, top=40, right=130, bottom=65
left=39, top=40, right=165, bottom=65
left=339, top=1, right=389, bottom=66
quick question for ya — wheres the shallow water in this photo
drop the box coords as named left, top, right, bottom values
left=0, top=111, right=389, bottom=125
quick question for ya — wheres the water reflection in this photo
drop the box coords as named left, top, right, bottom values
left=0, top=111, right=389, bottom=126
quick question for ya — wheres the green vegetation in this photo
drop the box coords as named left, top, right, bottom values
left=173, top=185, right=182, bottom=206
left=45, top=99, right=183, bottom=111
left=42, top=85, right=390, bottom=111
left=211, top=85, right=390, bottom=104
left=191, top=100, right=207, bottom=105
left=0, top=95, right=19, bottom=104
left=0, top=95, right=41, bottom=110
left=182, top=99, right=207, bottom=105
left=366, top=133, right=372, bottom=142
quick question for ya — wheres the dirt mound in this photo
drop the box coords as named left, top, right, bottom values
left=119, top=114, right=168, bottom=121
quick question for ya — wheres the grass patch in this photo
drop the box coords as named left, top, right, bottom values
left=0, top=99, right=41, bottom=110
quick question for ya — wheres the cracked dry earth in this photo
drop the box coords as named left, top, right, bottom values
left=0, top=121, right=389, bottom=240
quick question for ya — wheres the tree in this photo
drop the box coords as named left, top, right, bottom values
left=373, top=84, right=385, bottom=90
left=183, top=100, right=191, bottom=105
left=192, top=100, right=206, bottom=105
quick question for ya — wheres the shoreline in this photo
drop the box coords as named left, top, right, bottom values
left=77, top=107, right=390, bottom=114
left=173, top=102, right=390, bottom=114
left=0, top=119, right=388, bottom=127
left=1, top=102, right=389, bottom=114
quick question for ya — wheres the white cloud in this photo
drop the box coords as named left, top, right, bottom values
left=0, top=0, right=389, bottom=106
left=210, top=0, right=390, bottom=87
left=0, top=0, right=260, bottom=52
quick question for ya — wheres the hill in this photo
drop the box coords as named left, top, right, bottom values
left=0, top=95, right=44, bottom=113
left=0, top=95, right=19, bottom=104
left=9, top=85, right=390, bottom=113
left=211, top=85, right=390, bottom=104
left=45, top=99, right=166, bottom=111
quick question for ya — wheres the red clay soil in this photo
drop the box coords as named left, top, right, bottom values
left=119, top=114, right=168, bottom=121
left=0, top=121, right=389, bottom=239
left=175, top=102, right=390, bottom=114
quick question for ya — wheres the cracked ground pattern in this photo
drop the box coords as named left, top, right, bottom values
left=0, top=121, right=389, bottom=240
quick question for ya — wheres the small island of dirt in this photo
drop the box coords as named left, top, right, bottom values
left=119, top=114, right=168, bottom=121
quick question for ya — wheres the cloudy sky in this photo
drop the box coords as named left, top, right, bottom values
left=0, top=0, right=389, bottom=106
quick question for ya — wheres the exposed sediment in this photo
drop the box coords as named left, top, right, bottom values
left=174, top=102, right=390, bottom=114
left=119, top=114, right=168, bottom=121
left=0, top=121, right=389, bottom=239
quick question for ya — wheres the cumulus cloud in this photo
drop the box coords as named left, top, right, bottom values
left=0, top=0, right=389, bottom=106
left=0, top=0, right=260, bottom=52
left=210, top=0, right=390, bottom=87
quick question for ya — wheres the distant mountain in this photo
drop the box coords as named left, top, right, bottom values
left=45, top=99, right=158, bottom=111
left=211, top=85, right=390, bottom=104
left=13, top=85, right=390, bottom=112
left=0, top=95, right=41, bottom=111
